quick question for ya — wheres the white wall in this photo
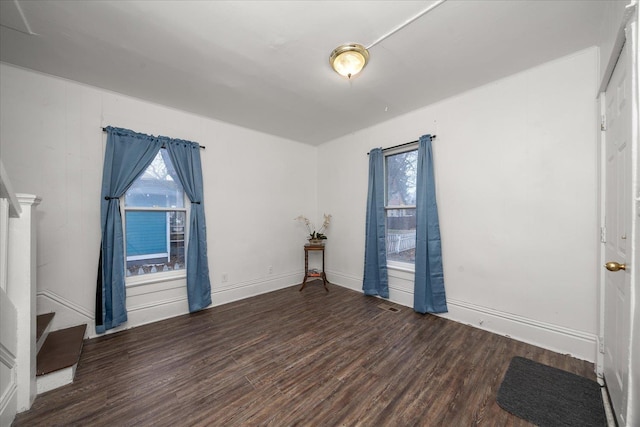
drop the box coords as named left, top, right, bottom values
left=318, top=48, right=600, bottom=361
left=0, top=63, right=317, bottom=337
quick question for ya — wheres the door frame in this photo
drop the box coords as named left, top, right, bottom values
left=597, top=4, right=639, bottom=426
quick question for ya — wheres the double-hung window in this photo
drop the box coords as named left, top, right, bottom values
left=122, top=149, right=187, bottom=279
left=385, top=147, right=418, bottom=268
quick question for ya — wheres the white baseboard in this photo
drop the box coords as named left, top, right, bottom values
left=327, top=270, right=597, bottom=362
left=37, top=290, right=92, bottom=319
left=82, top=271, right=303, bottom=338
left=37, top=290, right=93, bottom=334
left=36, top=365, right=75, bottom=394
left=211, top=271, right=300, bottom=306
left=440, top=298, right=597, bottom=362
left=327, top=271, right=361, bottom=291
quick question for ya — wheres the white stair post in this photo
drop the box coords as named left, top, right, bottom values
left=7, top=193, right=41, bottom=412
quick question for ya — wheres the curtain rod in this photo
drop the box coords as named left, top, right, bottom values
left=366, top=135, right=436, bottom=155
left=101, top=127, right=205, bottom=149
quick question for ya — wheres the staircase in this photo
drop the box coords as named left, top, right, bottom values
left=1, top=168, right=87, bottom=424
left=35, top=313, right=86, bottom=394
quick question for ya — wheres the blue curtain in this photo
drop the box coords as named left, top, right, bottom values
left=414, top=135, right=448, bottom=313
left=165, top=139, right=212, bottom=312
left=362, top=148, right=389, bottom=298
left=96, top=127, right=164, bottom=333
left=96, top=127, right=212, bottom=334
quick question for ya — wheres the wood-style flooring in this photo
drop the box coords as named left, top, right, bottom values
left=13, top=282, right=598, bottom=426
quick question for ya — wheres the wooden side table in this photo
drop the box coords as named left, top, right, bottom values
left=300, top=244, right=330, bottom=292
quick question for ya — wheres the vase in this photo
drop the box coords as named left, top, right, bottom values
left=308, top=239, right=325, bottom=245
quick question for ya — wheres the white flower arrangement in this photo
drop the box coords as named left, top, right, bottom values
left=294, top=213, right=332, bottom=240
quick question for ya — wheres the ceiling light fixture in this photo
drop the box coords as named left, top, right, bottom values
left=329, top=0, right=448, bottom=79
left=329, top=44, right=370, bottom=79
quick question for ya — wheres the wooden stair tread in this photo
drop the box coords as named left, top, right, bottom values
left=37, top=325, right=87, bottom=376
left=36, top=313, right=55, bottom=343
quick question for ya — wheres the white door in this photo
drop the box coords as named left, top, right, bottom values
left=603, top=40, right=633, bottom=426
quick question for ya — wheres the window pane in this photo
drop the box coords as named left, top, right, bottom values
left=126, top=211, right=167, bottom=256
left=125, top=210, right=186, bottom=276
left=385, top=150, right=417, bottom=206
left=169, top=211, right=186, bottom=270
left=386, top=208, right=416, bottom=264
left=125, top=149, right=184, bottom=208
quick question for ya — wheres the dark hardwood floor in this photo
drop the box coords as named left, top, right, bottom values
left=13, top=282, right=598, bottom=426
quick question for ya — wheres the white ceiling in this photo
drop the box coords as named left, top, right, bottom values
left=0, top=0, right=608, bottom=145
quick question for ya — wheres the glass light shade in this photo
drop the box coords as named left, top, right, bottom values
left=330, top=44, right=369, bottom=78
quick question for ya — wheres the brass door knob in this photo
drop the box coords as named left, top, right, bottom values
left=605, top=262, right=626, bottom=272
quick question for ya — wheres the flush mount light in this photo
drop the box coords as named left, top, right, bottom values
left=329, top=0, right=448, bottom=80
left=329, top=43, right=369, bottom=79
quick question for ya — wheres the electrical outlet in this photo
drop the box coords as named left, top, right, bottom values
left=268, top=265, right=273, bottom=274
left=222, top=273, right=228, bottom=283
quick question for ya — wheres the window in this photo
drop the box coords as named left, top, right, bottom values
left=123, top=149, right=187, bottom=277
left=385, top=147, right=418, bottom=266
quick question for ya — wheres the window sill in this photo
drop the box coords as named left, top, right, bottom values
left=387, top=262, right=415, bottom=274
left=126, top=270, right=186, bottom=288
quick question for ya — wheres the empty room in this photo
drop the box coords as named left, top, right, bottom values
left=0, top=1, right=638, bottom=426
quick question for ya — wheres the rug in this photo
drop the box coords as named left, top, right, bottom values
left=496, top=356, right=607, bottom=427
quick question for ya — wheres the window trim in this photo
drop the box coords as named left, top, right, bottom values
left=120, top=148, right=190, bottom=284
left=387, top=260, right=415, bottom=273
left=125, top=268, right=186, bottom=288
left=384, top=144, right=418, bottom=271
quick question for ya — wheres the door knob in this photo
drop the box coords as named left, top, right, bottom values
left=605, top=262, right=626, bottom=272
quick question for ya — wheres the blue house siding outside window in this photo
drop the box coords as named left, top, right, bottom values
left=125, top=211, right=168, bottom=259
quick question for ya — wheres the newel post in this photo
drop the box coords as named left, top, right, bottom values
left=7, top=193, right=41, bottom=411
